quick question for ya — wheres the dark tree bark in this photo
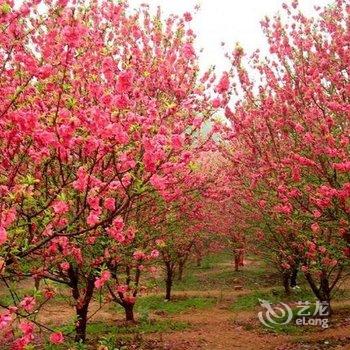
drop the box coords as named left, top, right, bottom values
left=234, top=255, right=240, bottom=272
left=75, top=304, right=89, bottom=343
left=305, top=271, right=333, bottom=315
left=123, top=302, right=135, bottom=322
left=290, top=267, right=298, bottom=288
left=68, top=267, right=95, bottom=343
left=165, top=262, right=174, bottom=301
left=282, top=270, right=291, bottom=295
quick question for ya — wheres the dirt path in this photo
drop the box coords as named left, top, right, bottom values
left=146, top=292, right=350, bottom=350
left=149, top=306, right=289, bottom=350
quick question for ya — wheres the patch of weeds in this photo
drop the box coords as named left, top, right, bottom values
left=135, top=295, right=215, bottom=314
left=333, top=288, right=350, bottom=301
left=265, top=322, right=303, bottom=335
left=173, top=273, right=201, bottom=291
left=85, top=319, right=189, bottom=336
left=231, top=288, right=317, bottom=311
left=44, top=341, right=87, bottom=350
left=197, top=251, right=232, bottom=269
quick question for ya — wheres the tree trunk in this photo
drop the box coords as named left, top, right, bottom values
left=239, top=251, right=244, bottom=266
left=123, top=302, right=135, bottom=322
left=305, top=271, right=332, bottom=316
left=74, top=276, right=95, bottom=343
left=165, top=278, right=172, bottom=301
left=165, top=263, right=173, bottom=301
left=282, top=271, right=291, bottom=295
left=75, top=305, right=89, bottom=343
left=319, top=274, right=332, bottom=315
left=290, top=267, right=298, bottom=288
left=234, top=256, right=240, bottom=271
left=196, top=256, right=202, bottom=267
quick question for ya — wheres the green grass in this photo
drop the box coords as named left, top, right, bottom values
left=198, top=251, right=233, bottom=269
left=230, top=288, right=317, bottom=311
left=134, top=295, right=216, bottom=314
left=231, top=285, right=350, bottom=313
left=72, top=319, right=188, bottom=335
left=170, top=254, right=281, bottom=291
left=172, top=273, right=202, bottom=291
left=50, top=319, right=189, bottom=349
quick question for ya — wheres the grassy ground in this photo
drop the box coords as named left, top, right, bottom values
left=2, top=252, right=350, bottom=349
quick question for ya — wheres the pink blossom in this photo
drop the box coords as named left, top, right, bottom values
left=333, top=161, right=350, bottom=172
left=43, top=288, right=55, bottom=299
left=171, top=134, right=184, bottom=150
left=212, top=98, right=222, bottom=108
left=313, top=210, right=321, bottom=218
left=183, top=43, right=195, bottom=59
left=192, top=116, right=203, bottom=128
left=274, top=203, right=293, bottom=215
left=216, top=72, right=230, bottom=93
left=114, top=95, right=130, bottom=109
left=94, top=270, right=111, bottom=289
left=19, top=297, right=36, bottom=312
left=107, top=217, right=125, bottom=242
left=73, top=167, right=88, bottom=192
left=125, top=227, right=136, bottom=242
left=150, top=249, right=159, bottom=258
left=19, top=321, right=34, bottom=336
left=0, top=311, right=12, bottom=330
left=49, top=332, right=64, bottom=344
left=60, top=262, right=70, bottom=271
left=117, top=285, right=128, bottom=294
left=87, top=197, right=100, bottom=211
left=110, top=230, right=125, bottom=243
left=1, top=208, right=16, bottom=228
left=52, top=200, right=69, bottom=214
left=318, top=246, right=327, bottom=254
left=281, top=262, right=291, bottom=270
left=123, top=295, right=136, bottom=304
left=133, top=250, right=145, bottom=260
left=0, top=227, right=7, bottom=245
left=183, top=12, right=192, bottom=22
left=113, top=216, right=124, bottom=231
left=116, top=71, right=133, bottom=93
left=104, top=198, right=116, bottom=211
left=87, top=211, right=99, bottom=226
left=311, top=223, right=320, bottom=233
left=301, top=265, right=308, bottom=273
left=150, top=174, right=166, bottom=191
left=57, top=0, right=68, bottom=7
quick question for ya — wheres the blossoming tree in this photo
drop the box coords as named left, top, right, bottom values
left=224, top=0, right=350, bottom=312
left=0, top=0, right=219, bottom=345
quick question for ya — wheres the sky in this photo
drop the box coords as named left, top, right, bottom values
left=128, top=0, right=332, bottom=72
